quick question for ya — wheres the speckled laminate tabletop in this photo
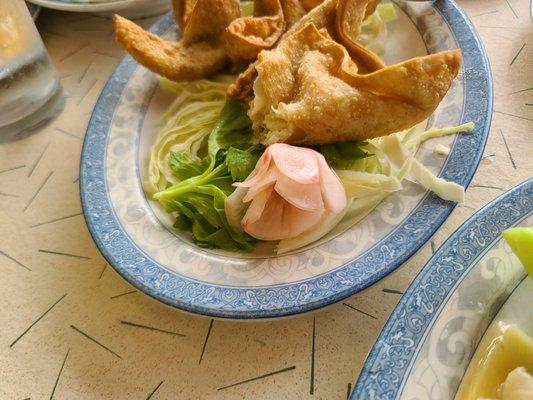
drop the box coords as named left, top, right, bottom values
left=0, top=1, right=531, bottom=399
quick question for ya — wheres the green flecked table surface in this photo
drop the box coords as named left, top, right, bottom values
left=0, top=1, right=531, bottom=399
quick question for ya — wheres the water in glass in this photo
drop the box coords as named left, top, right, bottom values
left=0, top=0, right=61, bottom=128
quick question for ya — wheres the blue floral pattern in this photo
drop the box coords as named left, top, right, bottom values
left=352, top=179, right=532, bottom=399
left=80, top=1, right=493, bottom=319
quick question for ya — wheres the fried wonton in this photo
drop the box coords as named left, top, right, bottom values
left=249, top=23, right=461, bottom=145
left=227, top=0, right=383, bottom=98
left=113, top=0, right=240, bottom=81
left=334, top=0, right=385, bottom=71
left=226, top=0, right=286, bottom=62
left=301, top=0, right=324, bottom=11
left=281, top=0, right=309, bottom=27
left=226, top=0, right=313, bottom=62
left=172, top=0, right=197, bottom=29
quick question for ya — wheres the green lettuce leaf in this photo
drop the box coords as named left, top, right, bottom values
left=168, top=151, right=210, bottom=180
left=208, top=99, right=254, bottom=159
left=226, top=146, right=263, bottom=182
left=173, top=213, right=192, bottom=230
left=316, top=141, right=372, bottom=169
left=153, top=99, right=259, bottom=251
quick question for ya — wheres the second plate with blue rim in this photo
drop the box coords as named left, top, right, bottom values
left=352, top=178, right=532, bottom=399
left=80, top=0, right=493, bottom=319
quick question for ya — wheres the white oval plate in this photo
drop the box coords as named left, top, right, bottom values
left=80, top=1, right=493, bottom=319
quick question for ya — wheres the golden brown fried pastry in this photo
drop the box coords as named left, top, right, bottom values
left=301, top=0, right=324, bottom=11
left=227, top=0, right=384, bottom=98
left=283, top=0, right=385, bottom=71
left=279, top=0, right=380, bottom=58
left=249, top=23, right=461, bottom=145
left=226, top=0, right=285, bottom=62
left=281, top=0, right=309, bottom=26
left=227, top=60, right=258, bottom=98
left=335, top=0, right=385, bottom=72
left=364, top=0, right=381, bottom=18
left=172, top=0, right=197, bottom=29
left=226, top=0, right=311, bottom=62
left=113, top=0, right=240, bottom=81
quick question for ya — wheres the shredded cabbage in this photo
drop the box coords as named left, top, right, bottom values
left=335, top=171, right=402, bottom=198
left=358, top=3, right=398, bottom=54
left=144, top=79, right=228, bottom=195
left=241, top=1, right=254, bottom=17
left=337, top=123, right=473, bottom=206
left=405, top=122, right=475, bottom=149
left=410, top=159, right=465, bottom=202
left=434, top=144, right=451, bottom=156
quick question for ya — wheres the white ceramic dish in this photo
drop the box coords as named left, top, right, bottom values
left=80, top=1, right=493, bottom=319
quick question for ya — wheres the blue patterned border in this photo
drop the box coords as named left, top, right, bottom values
left=80, top=1, right=493, bottom=319
left=351, top=178, right=533, bottom=399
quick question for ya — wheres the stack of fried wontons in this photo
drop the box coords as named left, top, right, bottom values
left=114, top=0, right=461, bottom=145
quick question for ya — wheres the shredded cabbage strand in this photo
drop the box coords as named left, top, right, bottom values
left=358, top=2, right=398, bottom=54
left=144, top=79, right=228, bottom=195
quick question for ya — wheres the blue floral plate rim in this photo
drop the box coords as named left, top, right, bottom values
left=351, top=178, right=533, bottom=399
left=80, top=0, right=493, bottom=319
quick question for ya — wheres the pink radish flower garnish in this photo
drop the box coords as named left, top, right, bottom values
left=224, top=143, right=347, bottom=241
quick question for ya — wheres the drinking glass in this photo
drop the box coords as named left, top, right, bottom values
left=0, top=0, right=63, bottom=136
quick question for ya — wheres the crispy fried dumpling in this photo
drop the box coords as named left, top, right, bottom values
left=113, top=0, right=240, bottom=81
left=282, top=0, right=311, bottom=26
left=226, top=0, right=286, bottom=62
left=227, top=61, right=258, bottom=99
left=249, top=23, right=461, bottom=145
left=172, top=0, right=197, bottom=29
left=301, top=0, right=324, bottom=11
left=334, top=0, right=385, bottom=71
left=227, top=0, right=383, bottom=98
left=226, top=0, right=315, bottom=62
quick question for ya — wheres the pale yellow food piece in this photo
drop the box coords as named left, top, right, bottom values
left=503, top=227, right=533, bottom=276
left=455, top=323, right=533, bottom=400
left=498, top=367, right=533, bottom=400
left=113, top=0, right=240, bottom=81
left=249, top=23, right=461, bottom=145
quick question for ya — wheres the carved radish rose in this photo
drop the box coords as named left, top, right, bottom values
left=225, top=143, right=347, bottom=241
